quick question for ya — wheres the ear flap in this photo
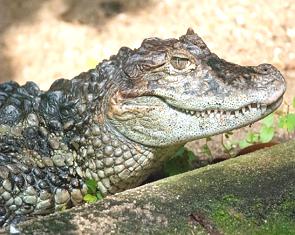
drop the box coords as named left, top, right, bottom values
left=186, top=27, right=195, bottom=35
left=180, top=28, right=211, bottom=56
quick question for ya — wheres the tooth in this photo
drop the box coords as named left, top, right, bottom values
left=257, top=103, right=261, bottom=108
left=190, top=111, right=195, bottom=115
left=196, top=112, right=201, bottom=117
left=261, top=105, right=267, bottom=113
left=235, top=110, right=239, bottom=117
left=214, top=110, right=218, bottom=114
left=242, top=107, right=246, bottom=113
left=207, top=110, right=210, bottom=115
left=209, top=112, right=215, bottom=118
left=201, top=112, right=206, bottom=117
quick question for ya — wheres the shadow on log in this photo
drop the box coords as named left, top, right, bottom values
left=15, top=140, right=295, bottom=234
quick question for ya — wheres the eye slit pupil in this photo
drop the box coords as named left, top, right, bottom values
left=171, top=56, right=190, bottom=70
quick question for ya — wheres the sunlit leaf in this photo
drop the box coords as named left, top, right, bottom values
left=278, top=114, right=295, bottom=132
left=246, top=132, right=259, bottom=143
left=259, top=126, right=274, bottom=143
left=278, top=115, right=287, bottom=129
left=286, top=113, right=295, bottom=132
left=261, top=113, right=274, bottom=128
left=83, top=194, right=97, bottom=203
left=238, top=139, right=252, bottom=148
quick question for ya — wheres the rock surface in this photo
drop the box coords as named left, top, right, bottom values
left=13, top=140, right=295, bottom=235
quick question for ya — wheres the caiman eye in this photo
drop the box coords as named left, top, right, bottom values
left=170, top=56, right=191, bottom=70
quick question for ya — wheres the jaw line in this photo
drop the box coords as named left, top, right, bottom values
left=132, top=94, right=283, bottom=122
left=106, top=94, right=283, bottom=147
left=162, top=94, right=283, bottom=118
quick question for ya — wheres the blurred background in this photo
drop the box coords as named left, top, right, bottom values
left=0, top=0, right=294, bottom=159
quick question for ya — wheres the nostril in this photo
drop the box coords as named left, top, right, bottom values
left=257, top=64, right=274, bottom=75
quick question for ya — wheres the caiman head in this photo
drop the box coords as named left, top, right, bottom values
left=105, top=28, right=286, bottom=147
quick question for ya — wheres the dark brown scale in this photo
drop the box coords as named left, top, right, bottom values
left=38, top=180, right=50, bottom=190
left=48, top=173, right=63, bottom=187
left=32, top=168, right=46, bottom=179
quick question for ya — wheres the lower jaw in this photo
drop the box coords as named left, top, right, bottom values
left=177, top=97, right=283, bottom=139
left=176, top=95, right=284, bottom=121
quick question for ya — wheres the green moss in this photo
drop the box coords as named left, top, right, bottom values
left=208, top=193, right=295, bottom=235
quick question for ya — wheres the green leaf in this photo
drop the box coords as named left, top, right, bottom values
left=238, top=139, right=252, bottom=148
left=174, top=146, right=185, bottom=158
left=96, top=192, right=103, bottom=200
left=239, top=131, right=259, bottom=148
left=83, top=194, right=97, bottom=203
left=259, top=126, right=274, bottom=143
left=246, top=132, right=259, bottom=143
left=85, top=179, right=97, bottom=195
left=261, top=113, right=274, bottom=128
left=286, top=113, right=295, bottom=132
left=188, top=151, right=196, bottom=162
left=278, top=114, right=295, bottom=132
left=164, top=157, right=190, bottom=176
left=163, top=147, right=195, bottom=176
left=278, top=115, right=288, bottom=129
left=60, top=205, right=67, bottom=211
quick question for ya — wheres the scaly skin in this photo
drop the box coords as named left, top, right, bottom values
left=0, top=29, right=286, bottom=226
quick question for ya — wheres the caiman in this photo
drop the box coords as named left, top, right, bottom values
left=0, top=28, right=286, bottom=227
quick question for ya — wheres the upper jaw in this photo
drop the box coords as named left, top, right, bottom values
left=163, top=90, right=284, bottom=114
left=169, top=95, right=283, bottom=118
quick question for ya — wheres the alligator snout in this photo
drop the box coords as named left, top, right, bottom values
left=255, top=63, right=281, bottom=75
left=252, top=63, right=286, bottom=94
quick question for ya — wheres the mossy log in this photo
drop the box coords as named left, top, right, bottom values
left=16, top=140, right=295, bottom=234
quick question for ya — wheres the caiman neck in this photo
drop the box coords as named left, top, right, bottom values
left=67, top=119, right=177, bottom=195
